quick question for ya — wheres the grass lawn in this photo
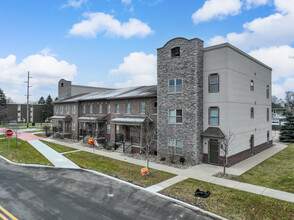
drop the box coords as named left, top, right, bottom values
left=34, top=133, right=47, bottom=138
left=0, top=134, right=6, bottom=138
left=0, top=138, right=52, bottom=166
left=235, top=143, right=294, bottom=194
left=40, top=140, right=76, bottom=153
left=65, top=151, right=176, bottom=187
left=161, top=178, right=294, bottom=220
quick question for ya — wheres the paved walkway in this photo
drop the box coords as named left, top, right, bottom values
left=28, top=140, right=80, bottom=169
left=49, top=139, right=294, bottom=203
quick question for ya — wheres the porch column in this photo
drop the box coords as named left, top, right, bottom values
left=63, top=121, right=65, bottom=133
left=140, top=125, right=143, bottom=147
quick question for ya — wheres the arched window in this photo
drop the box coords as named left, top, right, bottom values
left=250, top=107, right=254, bottom=119
left=266, top=85, right=269, bottom=99
left=250, top=80, right=254, bottom=91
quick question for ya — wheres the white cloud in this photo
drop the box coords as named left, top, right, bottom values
left=87, top=81, right=105, bottom=87
left=248, top=45, right=294, bottom=99
left=0, top=50, right=77, bottom=103
left=109, top=52, right=157, bottom=88
left=245, top=0, right=269, bottom=9
left=207, top=0, right=294, bottom=50
left=122, top=0, right=132, bottom=5
left=192, top=0, right=242, bottom=24
left=62, top=0, right=87, bottom=8
left=69, top=12, right=153, bottom=38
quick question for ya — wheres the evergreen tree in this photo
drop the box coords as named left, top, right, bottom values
left=44, top=95, right=53, bottom=120
left=0, top=88, right=7, bottom=124
left=54, top=97, right=58, bottom=101
left=280, top=112, right=294, bottom=143
left=38, top=96, right=45, bottom=104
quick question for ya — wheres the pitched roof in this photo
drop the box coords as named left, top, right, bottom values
left=202, top=127, right=225, bottom=138
left=55, top=85, right=157, bottom=103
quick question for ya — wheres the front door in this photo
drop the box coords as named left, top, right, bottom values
left=126, top=126, right=130, bottom=140
left=209, top=140, right=219, bottom=164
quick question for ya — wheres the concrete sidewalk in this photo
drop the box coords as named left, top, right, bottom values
left=49, top=138, right=294, bottom=203
left=28, top=140, right=80, bottom=169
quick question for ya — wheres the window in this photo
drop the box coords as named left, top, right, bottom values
left=107, top=124, right=110, bottom=134
left=168, top=78, right=183, bottom=93
left=168, top=139, right=183, bottom=155
left=72, top=121, right=75, bottom=130
left=209, top=74, right=219, bottom=93
left=168, top=109, right=182, bottom=124
left=61, top=83, right=64, bottom=87
left=107, top=103, right=110, bottom=114
left=209, top=107, right=219, bottom=125
left=267, top=131, right=270, bottom=143
left=17, top=105, right=21, bottom=111
left=115, top=125, right=119, bottom=134
left=125, top=103, right=130, bottom=114
left=82, top=105, right=86, bottom=114
left=140, top=102, right=145, bottom=114
left=171, top=47, right=180, bottom=57
left=250, top=80, right=254, bottom=91
left=115, top=104, right=120, bottom=113
left=99, top=104, right=102, bottom=114
left=66, top=105, right=70, bottom=114
left=267, top=108, right=269, bottom=121
left=250, top=107, right=254, bottom=119
left=90, top=104, right=93, bottom=114
left=153, top=102, right=157, bottom=114
left=72, top=105, right=76, bottom=114
left=56, top=106, right=59, bottom=114
left=61, top=106, right=64, bottom=114
left=266, top=85, right=269, bottom=99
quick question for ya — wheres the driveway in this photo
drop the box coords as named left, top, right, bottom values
left=0, top=159, right=212, bottom=220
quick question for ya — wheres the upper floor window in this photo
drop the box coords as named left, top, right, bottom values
left=61, top=106, right=64, bottom=114
left=56, top=106, right=58, bottom=114
left=171, top=47, right=180, bottom=57
left=250, top=107, right=254, bottom=119
left=209, top=107, right=219, bottom=125
left=99, top=104, right=102, bottom=114
left=250, top=80, right=254, bottom=91
left=168, top=139, right=183, bottom=155
left=209, top=73, right=219, bottom=93
left=66, top=105, right=70, bottom=114
left=267, top=108, right=269, bottom=121
left=72, top=105, right=76, bottom=114
left=107, top=103, right=110, bottom=114
left=266, top=85, right=269, bottom=99
left=153, top=101, right=157, bottom=114
left=140, top=102, right=145, bottom=114
left=107, top=124, right=111, bottom=134
left=115, top=104, right=120, bottom=114
left=82, top=105, right=86, bottom=114
left=17, top=105, right=21, bottom=111
left=90, top=104, right=93, bottom=114
left=72, top=121, right=75, bottom=131
left=125, top=103, right=130, bottom=114
left=168, top=109, right=182, bottom=124
left=168, top=78, right=183, bottom=93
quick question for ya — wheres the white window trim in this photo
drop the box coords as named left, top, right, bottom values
left=140, top=102, right=145, bottom=115
left=168, top=139, right=183, bottom=156
left=168, top=109, right=183, bottom=124
left=125, top=103, right=131, bottom=114
left=168, top=78, right=183, bottom=94
left=115, top=104, right=120, bottom=114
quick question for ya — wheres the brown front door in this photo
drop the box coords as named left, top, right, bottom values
left=209, top=140, right=219, bottom=164
left=126, top=126, right=130, bottom=140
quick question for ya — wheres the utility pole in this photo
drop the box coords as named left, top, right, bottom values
left=25, top=71, right=32, bottom=128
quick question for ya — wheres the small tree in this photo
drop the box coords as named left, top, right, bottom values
left=38, top=96, right=45, bottom=104
left=43, top=95, right=53, bottom=120
left=0, top=88, right=7, bottom=124
left=220, top=132, right=234, bottom=176
left=280, top=112, right=294, bottom=143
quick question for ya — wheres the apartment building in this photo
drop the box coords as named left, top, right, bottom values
left=52, top=37, right=272, bottom=166
left=6, top=103, right=44, bottom=123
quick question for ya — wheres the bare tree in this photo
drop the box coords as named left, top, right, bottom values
left=220, top=132, right=234, bottom=176
left=285, top=91, right=294, bottom=113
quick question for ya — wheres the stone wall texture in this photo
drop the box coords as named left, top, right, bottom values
left=157, top=38, right=204, bottom=165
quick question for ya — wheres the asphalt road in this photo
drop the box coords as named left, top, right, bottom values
left=0, top=160, right=212, bottom=220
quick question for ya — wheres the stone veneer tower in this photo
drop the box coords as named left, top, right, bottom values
left=157, top=37, right=204, bottom=165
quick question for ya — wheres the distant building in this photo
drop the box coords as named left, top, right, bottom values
left=6, top=103, right=44, bottom=123
left=52, top=37, right=272, bottom=167
left=272, top=103, right=286, bottom=115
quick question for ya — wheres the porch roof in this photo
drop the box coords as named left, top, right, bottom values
left=78, top=115, right=106, bottom=122
left=111, top=117, right=152, bottom=125
left=51, top=115, right=72, bottom=121
left=202, top=127, right=225, bottom=138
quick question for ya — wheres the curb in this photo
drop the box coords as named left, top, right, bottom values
left=85, top=169, right=227, bottom=220
left=0, top=156, right=226, bottom=220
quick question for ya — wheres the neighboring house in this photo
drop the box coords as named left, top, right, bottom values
left=272, top=103, right=286, bottom=115
left=52, top=37, right=272, bottom=167
left=6, top=103, right=44, bottom=123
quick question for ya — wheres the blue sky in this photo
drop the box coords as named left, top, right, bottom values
left=0, top=0, right=294, bottom=103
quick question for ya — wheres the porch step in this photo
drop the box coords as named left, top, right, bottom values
left=116, top=146, right=123, bottom=153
